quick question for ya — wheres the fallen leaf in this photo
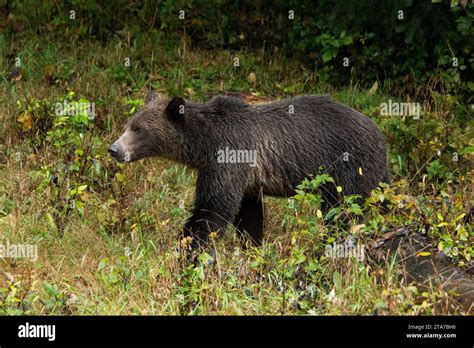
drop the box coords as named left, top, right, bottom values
left=27, top=153, right=37, bottom=165
left=190, top=19, right=202, bottom=26
left=157, top=219, right=170, bottom=227
left=184, top=87, right=195, bottom=96
left=17, top=112, right=33, bottom=131
left=350, top=224, right=366, bottom=234
left=247, top=72, right=256, bottom=85
left=148, top=74, right=163, bottom=81
left=43, top=64, right=56, bottom=77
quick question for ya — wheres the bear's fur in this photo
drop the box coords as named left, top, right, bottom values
left=109, top=92, right=388, bottom=248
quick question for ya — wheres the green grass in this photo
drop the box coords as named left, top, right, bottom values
left=0, top=32, right=472, bottom=315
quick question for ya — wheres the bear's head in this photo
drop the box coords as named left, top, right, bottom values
left=108, top=91, right=186, bottom=163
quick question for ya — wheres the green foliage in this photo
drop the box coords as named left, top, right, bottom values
left=15, top=92, right=124, bottom=233
left=4, top=0, right=472, bottom=101
left=0, top=281, right=39, bottom=315
left=42, top=282, right=68, bottom=313
left=371, top=95, right=472, bottom=184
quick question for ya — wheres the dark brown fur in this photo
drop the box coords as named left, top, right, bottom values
left=109, top=92, right=389, bottom=248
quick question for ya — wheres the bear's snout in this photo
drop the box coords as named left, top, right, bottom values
left=108, top=142, right=124, bottom=162
left=108, top=143, right=119, bottom=156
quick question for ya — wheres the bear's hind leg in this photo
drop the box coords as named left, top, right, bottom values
left=233, top=196, right=264, bottom=247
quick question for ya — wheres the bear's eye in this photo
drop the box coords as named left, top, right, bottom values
left=131, top=125, right=141, bottom=132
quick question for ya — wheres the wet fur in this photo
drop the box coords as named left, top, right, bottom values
left=116, top=94, right=389, bottom=247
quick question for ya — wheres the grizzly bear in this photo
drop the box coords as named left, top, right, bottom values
left=109, top=91, right=388, bottom=250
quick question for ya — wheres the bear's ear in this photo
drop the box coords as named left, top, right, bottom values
left=145, top=91, right=160, bottom=104
left=165, top=96, right=186, bottom=122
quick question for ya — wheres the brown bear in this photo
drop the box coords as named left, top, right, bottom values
left=109, top=91, right=388, bottom=250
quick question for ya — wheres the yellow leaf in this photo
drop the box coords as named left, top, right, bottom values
left=350, top=224, right=366, bottom=234
left=336, top=186, right=343, bottom=193
left=115, top=173, right=124, bottom=182
left=27, top=153, right=37, bottom=165
left=157, top=218, right=170, bottom=226
left=436, top=212, right=444, bottom=222
left=190, top=19, right=202, bottom=26
left=358, top=167, right=363, bottom=176
left=316, top=210, right=323, bottom=219
left=247, top=72, right=256, bottom=84
left=455, top=213, right=466, bottom=222
left=43, top=64, right=55, bottom=76
left=184, top=87, right=195, bottom=96
left=17, top=112, right=33, bottom=131
left=148, top=74, right=163, bottom=81
left=368, top=81, right=378, bottom=95
left=417, top=251, right=431, bottom=257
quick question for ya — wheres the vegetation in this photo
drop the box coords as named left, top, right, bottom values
left=0, top=0, right=472, bottom=315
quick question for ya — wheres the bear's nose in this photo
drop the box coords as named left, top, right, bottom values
left=108, top=144, right=119, bottom=157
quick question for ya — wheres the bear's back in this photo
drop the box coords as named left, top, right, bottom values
left=243, top=95, right=388, bottom=198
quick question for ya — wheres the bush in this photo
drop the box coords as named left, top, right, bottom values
left=4, top=0, right=472, bottom=100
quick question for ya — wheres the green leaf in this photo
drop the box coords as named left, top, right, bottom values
left=197, top=252, right=214, bottom=265
left=322, top=50, right=334, bottom=63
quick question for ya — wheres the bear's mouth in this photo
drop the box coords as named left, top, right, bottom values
left=108, top=147, right=139, bottom=163
left=108, top=151, right=132, bottom=163
left=108, top=152, right=124, bottom=162
left=108, top=142, right=128, bottom=162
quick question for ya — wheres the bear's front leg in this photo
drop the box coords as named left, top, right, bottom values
left=179, top=166, right=248, bottom=253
